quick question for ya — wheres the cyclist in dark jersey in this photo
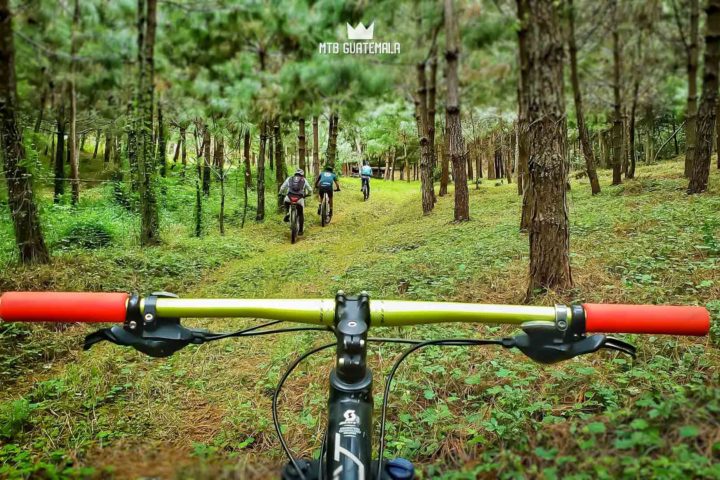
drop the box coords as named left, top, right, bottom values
left=314, top=165, right=340, bottom=216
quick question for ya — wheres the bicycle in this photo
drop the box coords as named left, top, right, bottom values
left=320, top=188, right=340, bottom=227
left=287, top=194, right=303, bottom=244
left=0, top=291, right=709, bottom=480
left=361, top=178, right=370, bottom=201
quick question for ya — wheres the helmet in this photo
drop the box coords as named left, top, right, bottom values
left=324, top=165, right=334, bottom=172
left=295, top=169, right=305, bottom=176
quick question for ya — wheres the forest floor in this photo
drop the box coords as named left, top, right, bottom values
left=0, top=159, right=719, bottom=479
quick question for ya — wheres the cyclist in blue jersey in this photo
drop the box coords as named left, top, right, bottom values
left=315, top=165, right=340, bottom=216
left=360, top=161, right=372, bottom=198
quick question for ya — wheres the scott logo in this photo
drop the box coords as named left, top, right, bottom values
left=342, top=409, right=359, bottom=424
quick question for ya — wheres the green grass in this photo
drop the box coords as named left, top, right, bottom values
left=0, top=158, right=719, bottom=479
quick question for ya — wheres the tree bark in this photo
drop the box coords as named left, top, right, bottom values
left=526, top=0, right=573, bottom=297
left=93, top=129, right=100, bottom=159
left=517, top=0, right=532, bottom=230
left=55, top=113, right=66, bottom=202
left=415, top=61, right=435, bottom=214
left=157, top=100, right=166, bottom=177
left=180, top=126, right=187, bottom=171
left=104, top=131, right=112, bottom=164
left=68, top=0, right=80, bottom=205
left=275, top=121, right=286, bottom=210
left=628, top=74, right=640, bottom=179
left=138, top=0, right=160, bottom=245
left=0, top=0, right=50, bottom=263
left=611, top=2, right=623, bottom=186
left=684, top=0, right=700, bottom=177
left=256, top=121, right=267, bottom=221
left=428, top=47, right=438, bottom=176
left=216, top=136, right=225, bottom=233
left=326, top=112, right=339, bottom=166
left=298, top=117, right=306, bottom=172
left=688, top=0, right=720, bottom=193
left=567, top=0, right=601, bottom=194
left=312, top=115, right=319, bottom=177
left=202, top=128, right=211, bottom=196
left=444, top=0, right=469, bottom=221
left=241, top=129, right=250, bottom=227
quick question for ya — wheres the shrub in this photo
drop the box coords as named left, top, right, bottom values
left=56, top=220, right=114, bottom=250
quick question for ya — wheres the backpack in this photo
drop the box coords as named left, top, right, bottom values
left=288, top=176, right=306, bottom=196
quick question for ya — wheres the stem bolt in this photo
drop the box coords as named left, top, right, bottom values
left=144, top=313, right=154, bottom=322
left=128, top=320, right=137, bottom=330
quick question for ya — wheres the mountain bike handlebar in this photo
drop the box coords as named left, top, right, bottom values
left=0, top=291, right=710, bottom=336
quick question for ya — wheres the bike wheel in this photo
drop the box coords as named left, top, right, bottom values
left=321, top=197, right=327, bottom=227
left=290, top=207, right=298, bottom=243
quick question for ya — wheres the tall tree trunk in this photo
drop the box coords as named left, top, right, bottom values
left=157, top=100, right=166, bottom=177
left=685, top=0, right=700, bottom=177
left=326, top=112, right=339, bottom=165
left=180, top=126, right=187, bottom=171
left=274, top=121, right=285, bottom=210
left=93, top=129, right=100, bottom=159
left=628, top=75, right=640, bottom=179
left=488, top=133, right=497, bottom=179
left=312, top=115, right=319, bottom=177
left=256, top=121, right=267, bottom=221
left=517, top=0, right=532, bottom=230
left=138, top=0, right=160, bottom=245
left=202, top=128, right=211, bottom=196
left=194, top=132, right=203, bottom=237
left=526, top=0, right=573, bottom=297
left=172, top=137, right=180, bottom=164
left=216, top=136, right=225, bottom=233
left=415, top=61, right=435, bottom=214
left=688, top=0, right=720, bottom=193
left=242, top=129, right=251, bottom=227
left=68, top=0, right=80, bottom=205
left=428, top=47, right=438, bottom=177
left=104, top=131, right=112, bottom=164
left=54, top=114, right=66, bottom=202
left=439, top=138, right=449, bottom=196
left=242, top=128, right=252, bottom=189
left=0, top=0, right=50, bottom=264
left=298, top=117, right=306, bottom=172
left=444, top=0, right=469, bottom=221
left=611, top=2, right=623, bottom=186
left=567, top=0, right=600, bottom=194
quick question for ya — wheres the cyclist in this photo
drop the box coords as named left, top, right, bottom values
left=360, top=161, right=372, bottom=198
left=315, top=165, right=340, bottom=217
left=279, top=169, right=312, bottom=236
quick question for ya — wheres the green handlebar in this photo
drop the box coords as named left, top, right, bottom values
left=153, top=298, right=560, bottom=328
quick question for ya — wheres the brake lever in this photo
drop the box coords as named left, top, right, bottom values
left=84, top=321, right=210, bottom=358
left=601, top=336, right=637, bottom=357
left=504, top=321, right=636, bottom=364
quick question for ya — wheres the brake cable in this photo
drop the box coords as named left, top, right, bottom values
left=273, top=342, right=336, bottom=480
left=374, top=338, right=505, bottom=480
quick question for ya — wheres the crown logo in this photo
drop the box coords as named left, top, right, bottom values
left=347, top=22, right=374, bottom=40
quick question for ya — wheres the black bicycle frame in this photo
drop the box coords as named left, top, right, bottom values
left=325, top=291, right=373, bottom=480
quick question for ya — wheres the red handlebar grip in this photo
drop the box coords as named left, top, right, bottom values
left=583, top=303, right=710, bottom=336
left=0, top=292, right=129, bottom=323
